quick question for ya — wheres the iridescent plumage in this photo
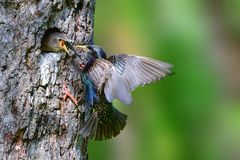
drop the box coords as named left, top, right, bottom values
left=74, top=45, right=172, bottom=140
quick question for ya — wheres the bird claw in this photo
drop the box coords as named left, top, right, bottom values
left=62, top=81, right=78, bottom=105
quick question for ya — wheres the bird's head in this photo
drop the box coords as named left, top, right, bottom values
left=74, top=46, right=96, bottom=71
left=76, top=45, right=106, bottom=59
left=41, top=30, right=74, bottom=55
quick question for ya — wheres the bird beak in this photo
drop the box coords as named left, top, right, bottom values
left=76, top=45, right=90, bottom=52
left=62, top=44, right=70, bottom=55
left=58, top=33, right=74, bottom=43
left=62, top=37, right=74, bottom=43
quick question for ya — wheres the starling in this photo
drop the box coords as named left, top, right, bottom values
left=74, top=45, right=172, bottom=140
left=80, top=55, right=99, bottom=107
left=40, top=29, right=79, bottom=104
left=41, top=29, right=73, bottom=55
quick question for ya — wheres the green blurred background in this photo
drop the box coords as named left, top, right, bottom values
left=89, top=0, right=240, bottom=159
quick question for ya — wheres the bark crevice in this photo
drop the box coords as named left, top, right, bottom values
left=0, top=0, right=95, bottom=159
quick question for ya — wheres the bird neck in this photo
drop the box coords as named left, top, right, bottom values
left=82, top=54, right=96, bottom=72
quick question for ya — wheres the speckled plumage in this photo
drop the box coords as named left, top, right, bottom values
left=80, top=92, right=127, bottom=140
left=74, top=45, right=172, bottom=140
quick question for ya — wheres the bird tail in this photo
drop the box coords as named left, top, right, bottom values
left=79, top=105, right=127, bottom=141
left=82, top=74, right=98, bottom=107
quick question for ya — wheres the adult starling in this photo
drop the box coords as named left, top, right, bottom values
left=78, top=50, right=99, bottom=107
left=74, top=45, right=172, bottom=140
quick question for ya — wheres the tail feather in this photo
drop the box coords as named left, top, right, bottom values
left=80, top=106, right=127, bottom=141
left=80, top=112, right=98, bottom=138
left=88, top=113, right=98, bottom=138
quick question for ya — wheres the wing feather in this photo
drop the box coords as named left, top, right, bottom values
left=87, top=54, right=172, bottom=105
left=108, top=54, right=172, bottom=98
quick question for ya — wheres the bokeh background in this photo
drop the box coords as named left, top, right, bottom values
left=89, top=0, right=240, bottom=159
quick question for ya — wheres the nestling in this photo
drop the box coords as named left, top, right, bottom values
left=40, top=29, right=78, bottom=104
left=41, top=29, right=73, bottom=55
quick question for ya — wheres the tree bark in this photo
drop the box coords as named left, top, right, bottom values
left=0, top=0, right=95, bottom=159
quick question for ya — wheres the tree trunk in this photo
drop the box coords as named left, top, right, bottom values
left=0, top=0, right=95, bottom=159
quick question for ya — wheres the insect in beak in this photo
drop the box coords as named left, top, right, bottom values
left=76, top=45, right=91, bottom=52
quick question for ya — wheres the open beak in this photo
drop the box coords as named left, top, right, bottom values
left=59, top=40, right=70, bottom=55
left=62, top=44, right=70, bottom=55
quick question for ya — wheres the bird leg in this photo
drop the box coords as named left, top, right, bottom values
left=62, top=81, right=78, bottom=105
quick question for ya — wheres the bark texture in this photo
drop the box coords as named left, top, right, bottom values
left=0, top=0, right=95, bottom=159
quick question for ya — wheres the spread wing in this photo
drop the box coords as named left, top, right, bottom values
left=104, top=54, right=172, bottom=105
